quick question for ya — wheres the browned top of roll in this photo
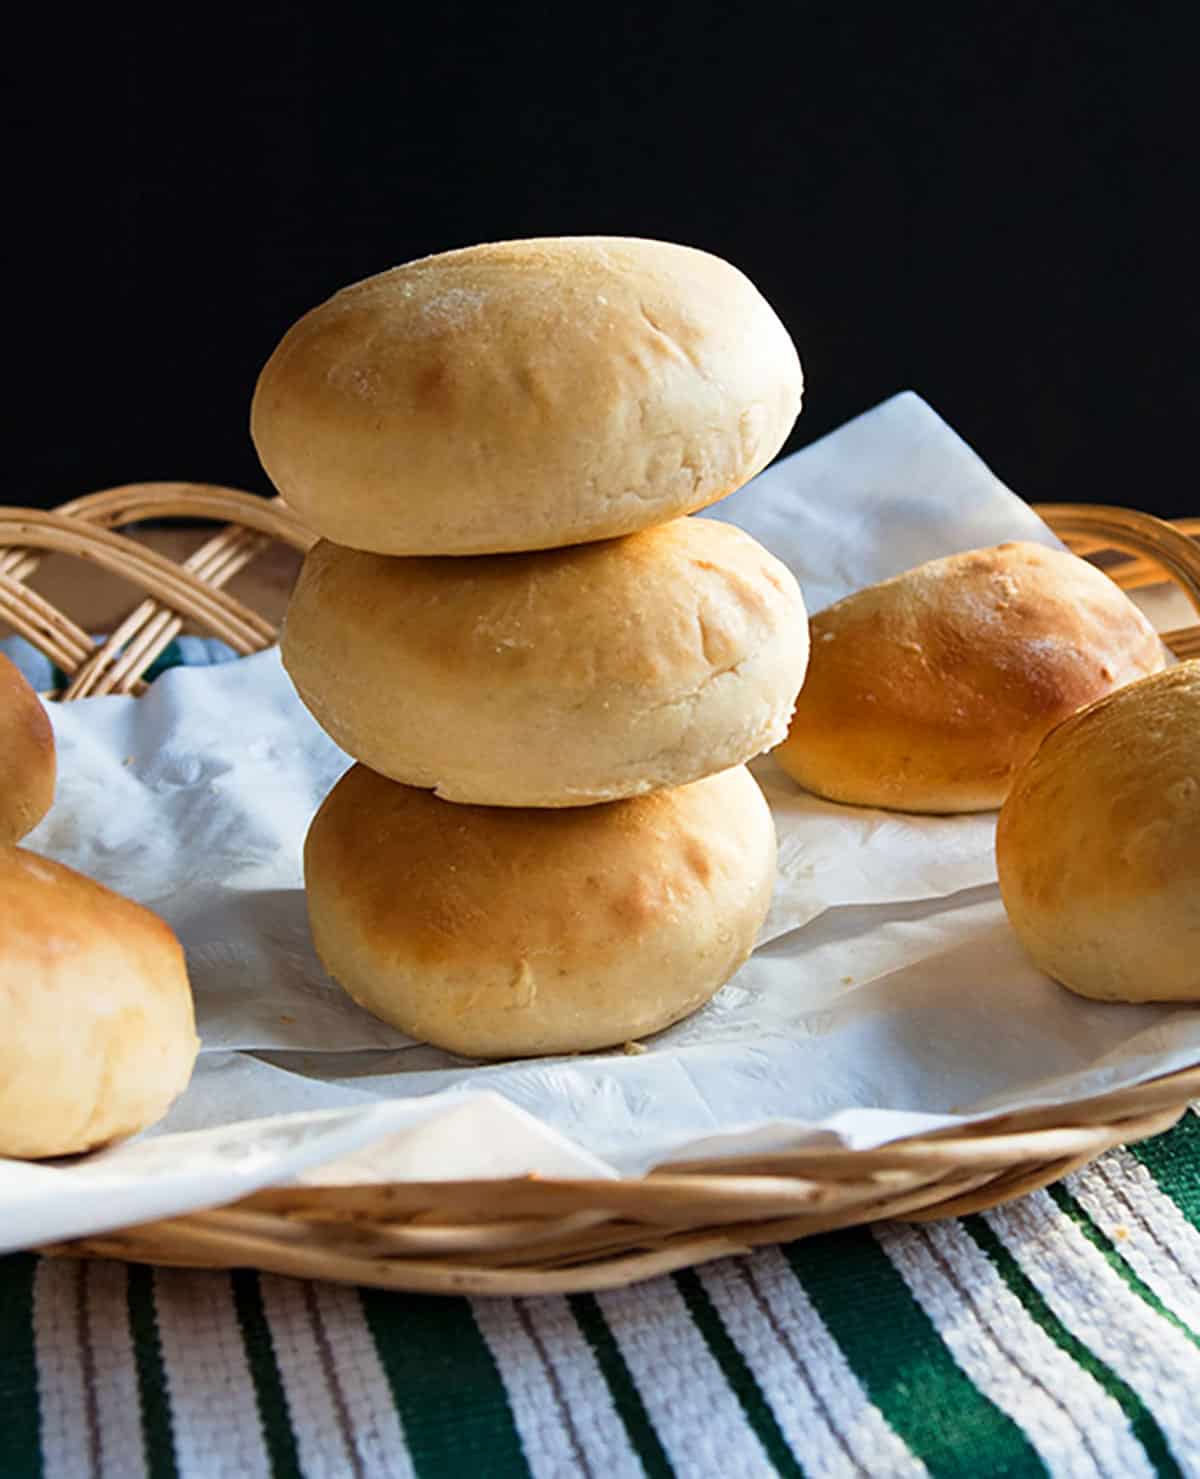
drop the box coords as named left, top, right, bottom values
left=251, top=237, right=803, bottom=555
left=773, top=541, right=1165, bottom=813
left=306, top=765, right=765, bottom=974
left=303, top=763, right=776, bottom=1058
left=0, top=652, right=55, bottom=844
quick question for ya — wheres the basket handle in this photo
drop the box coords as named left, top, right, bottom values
left=0, top=485, right=314, bottom=698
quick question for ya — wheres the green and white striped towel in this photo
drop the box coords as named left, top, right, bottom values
left=3, top=1108, right=1199, bottom=1477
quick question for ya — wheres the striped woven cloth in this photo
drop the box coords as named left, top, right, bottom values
left=2, top=1110, right=1198, bottom=1477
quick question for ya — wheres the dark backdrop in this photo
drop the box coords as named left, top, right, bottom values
left=11, top=6, right=1195, bottom=515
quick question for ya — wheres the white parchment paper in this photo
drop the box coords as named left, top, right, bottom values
left=6, top=391, right=1199, bottom=1252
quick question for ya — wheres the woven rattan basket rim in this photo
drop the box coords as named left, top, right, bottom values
left=43, top=1069, right=1200, bottom=1295
left=12, top=492, right=1200, bottom=1294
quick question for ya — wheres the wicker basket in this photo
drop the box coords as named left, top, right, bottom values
left=7, top=485, right=1200, bottom=1296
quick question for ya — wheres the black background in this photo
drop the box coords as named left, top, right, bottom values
left=10, top=6, right=1196, bottom=515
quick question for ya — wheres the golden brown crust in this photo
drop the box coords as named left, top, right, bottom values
left=0, top=653, right=56, bottom=844
left=281, top=517, right=809, bottom=807
left=0, top=846, right=198, bottom=1158
left=251, top=237, right=803, bottom=555
left=773, top=542, right=1165, bottom=813
left=998, top=662, right=1200, bottom=1002
left=303, top=764, right=776, bottom=1058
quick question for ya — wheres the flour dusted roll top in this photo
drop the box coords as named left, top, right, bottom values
left=773, top=541, right=1165, bottom=813
left=251, top=237, right=803, bottom=555
left=282, top=516, right=809, bottom=808
left=303, top=763, right=776, bottom=1058
left=0, top=652, right=55, bottom=845
left=998, top=663, right=1200, bottom=1003
left=0, top=847, right=199, bottom=1159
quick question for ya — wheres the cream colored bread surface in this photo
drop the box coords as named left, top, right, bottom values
left=282, top=516, right=809, bottom=807
left=0, top=846, right=199, bottom=1158
left=997, top=662, right=1200, bottom=1003
left=251, top=237, right=803, bottom=555
left=0, top=653, right=55, bottom=845
left=773, top=541, right=1165, bottom=814
left=303, top=763, right=776, bottom=1058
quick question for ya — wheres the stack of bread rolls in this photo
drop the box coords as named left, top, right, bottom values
left=252, top=237, right=809, bottom=1058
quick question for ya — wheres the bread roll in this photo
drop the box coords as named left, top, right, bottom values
left=0, top=652, right=55, bottom=844
left=282, top=516, right=808, bottom=807
left=304, top=763, right=776, bottom=1058
left=998, top=662, right=1200, bottom=1002
left=0, top=846, right=198, bottom=1158
left=251, top=237, right=802, bottom=555
left=773, top=541, right=1164, bottom=813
